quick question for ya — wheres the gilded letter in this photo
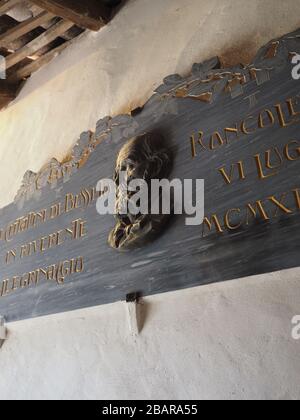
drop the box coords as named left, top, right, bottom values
left=0, top=280, right=10, bottom=297
left=275, top=103, right=293, bottom=128
left=293, top=189, right=300, bottom=209
left=254, top=149, right=282, bottom=180
left=202, top=214, right=224, bottom=237
left=246, top=201, right=270, bottom=224
left=210, top=132, right=224, bottom=150
left=241, top=116, right=256, bottom=135
left=65, top=193, right=75, bottom=213
left=224, top=125, right=239, bottom=144
left=219, top=161, right=246, bottom=185
left=5, top=249, right=17, bottom=265
left=258, top=109, right=275, bottom=129
left=190, top=131, right=206, bottom=158
left=286, top=97, right=300, bottom=118
left=268, top=194, right=293, bottom=216
left=224, top=208, right=242, bottom=230
left=284, top=140, right=300, bottom=161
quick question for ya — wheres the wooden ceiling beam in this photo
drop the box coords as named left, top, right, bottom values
left=0, top=0, right=21, bottom=15
left=30, top=0, right=111, bottom=31
left=8, top=38, right=71, bottom=82
left=5, top=18, right=73, bottom=69
left=0, top=11, right=54, bottom=48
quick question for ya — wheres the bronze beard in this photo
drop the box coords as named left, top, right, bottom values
left=108, top=132, right=173, bottom=250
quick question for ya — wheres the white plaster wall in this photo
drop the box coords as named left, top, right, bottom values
left=0, top=0, right=300, bottom=400
left=1, top=269, right=300, bottom=400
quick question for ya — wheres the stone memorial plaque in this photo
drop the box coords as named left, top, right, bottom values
left=1, top=29, right=300, bottom=322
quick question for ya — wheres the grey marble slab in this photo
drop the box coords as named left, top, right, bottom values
left=1, top=29, right=300, bottom=321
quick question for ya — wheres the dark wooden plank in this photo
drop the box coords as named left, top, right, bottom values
left=0, top=0, right=20, bottom=15
left=5, top=19, right=74, bottom=69
left=0, top=14, right=17, bottom=37
left=30, top=0, right=111, bottom=31
left=0, top=11, right=54, bottom=48
left=8, top=38, right=72, bottom=82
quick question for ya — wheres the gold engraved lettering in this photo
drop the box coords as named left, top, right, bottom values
left=224, top=125, right=239, bottom=144
left=284, top=140, right=300, bottom=161
left=11, top=277, right=17, bottom=291
left=65, top=219, right=87, bottom=240
left=50, top=203, right=61, bottom=220
left=275, top=103, right=294, bottom=128
left=202, top=215, right=224, bottom=237
left=56, top=262, right=67, bottom=285
left=265, top=148, right=283, bottom=170
left=1, top=280, right=10, bottom=297
left=13, top=276, right=21, bottom=289
left=286, top=97, right=300, bottom=118
left=46, top=265, right=56, bottom=281
left=246, top=201, right=270, bottom=224
left=202, top=187, right=300, bottom=236
left=293, top=189, right=300, bottom=209
left=19, top=217, right=29, bottom=232
left=255, top=150, right=281, bottom=179
left=70, top=258, right=75, bottom=274
left=219, top=161, right=246, bottom=185
left=40, top=236, right=48, bottom=253
left=241, top=116, right=256, bottom=135
left=190, top=131, right=206, bottom=158
left=65, top=193, right=75, bottom=213
left=5, top=249, right=17, bottom=265
left=29, top=270, right=39, bottom=286
left=20, top=244, right=29, bottom=258
left=39, top=269, right=47, bottom=278
left=258, top=109, right=275, bottom=129
left=75, top=257, right=84, bottom=273
left=188, top=96, right=300, bottom=158
left=268, top=194, right=293, bottom=216
left=224, top=208, right=242, bottom=230
left=20, top=273, right=30, bottom=288
left=210, top=132, right=225, bottom=150
left=0, top=257, right=85, bottom=298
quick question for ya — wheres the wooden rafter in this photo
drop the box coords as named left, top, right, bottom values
left=5, top=19, right=74, bottom=69
left=0, top=0, right=20, bottom=15
left=0, top=0, right=122, bottom=111
left=8, top=37, right=71, bottom=82
left=30, top=0, right=111, bottom=31
left=0, top=11, right=54, bottom=48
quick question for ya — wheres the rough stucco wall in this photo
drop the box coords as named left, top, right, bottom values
left=1, top=269, right=300, bottom=400
left=0, top=0, right=300, bottom=400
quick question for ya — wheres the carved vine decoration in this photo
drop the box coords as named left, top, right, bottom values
left=12, top=29, right=300, bottom=207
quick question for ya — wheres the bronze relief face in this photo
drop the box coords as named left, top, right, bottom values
left=108, top=132, right=173, bottom=250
